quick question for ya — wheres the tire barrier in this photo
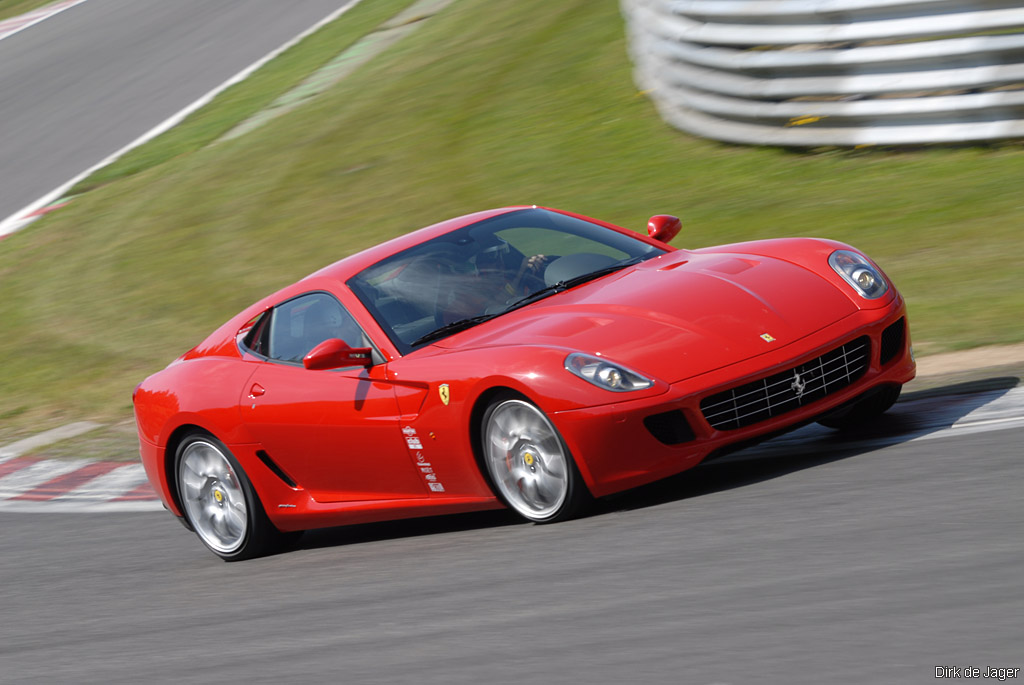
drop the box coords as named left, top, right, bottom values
left=621, top=0, right=1024, bottom=146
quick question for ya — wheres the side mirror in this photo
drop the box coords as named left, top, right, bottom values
left=303, top=338, right=373, bottom=370
left=647, top=215, right=682, bottom=244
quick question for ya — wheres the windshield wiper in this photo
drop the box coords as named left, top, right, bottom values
left=410, top=314, right=495, bottom=347
left=409, top=256, right=647, bottom=347
left=501, top=255, right=648, bottom=314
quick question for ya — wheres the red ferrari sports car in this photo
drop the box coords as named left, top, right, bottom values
left=134, top=206, right=914, bottom=560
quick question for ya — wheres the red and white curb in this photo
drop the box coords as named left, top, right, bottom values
left=0, top=197, right=72, bottom=240
left=0, top=0, right=88, bottom=43
left=0, top=457, right=159, bottom=512
left=0, top=423, right=160, bottom=512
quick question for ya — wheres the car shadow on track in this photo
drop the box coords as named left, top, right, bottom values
left=286, top=377, right=1019, bottom=553
left=293, top=508, right=523, bottom=553
left=598, top=376, right=1021, bottom=515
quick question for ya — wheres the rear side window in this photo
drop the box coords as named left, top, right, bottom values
left=242, top=312, right=272, bottom=357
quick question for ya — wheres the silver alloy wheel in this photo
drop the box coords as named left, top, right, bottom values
left=483, top=399, right=569, bottom=520
left=178, top=439, right=249, bottom=555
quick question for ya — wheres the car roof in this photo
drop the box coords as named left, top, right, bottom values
left=186, top=207, right=531, bottom=360
left=302, top=206, right=528, bottom=284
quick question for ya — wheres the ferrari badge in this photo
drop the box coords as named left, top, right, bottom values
left=439, top=383, right=450, bottom=406
left=760, top=333, right=776, bottom=343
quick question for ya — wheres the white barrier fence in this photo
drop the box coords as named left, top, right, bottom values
left=621, top=0, right=1024, bottom=146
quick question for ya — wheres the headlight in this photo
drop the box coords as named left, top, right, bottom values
left=565, top=353, right=653, bottom=392
left=829, top=250, right=889, bottom=299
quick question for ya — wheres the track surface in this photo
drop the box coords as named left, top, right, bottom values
left=0, top=0, right=352, bottom=224
left=2, top=393, right=1020, bottom=684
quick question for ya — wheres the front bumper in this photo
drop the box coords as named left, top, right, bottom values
left=551, top=303, right=914, bottom=497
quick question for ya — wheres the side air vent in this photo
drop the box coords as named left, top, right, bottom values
left=256, top=450, right=297, bottom=488
left=644, top=410, right=696, bottom=445
left=880, top=318, right=906, bottom=366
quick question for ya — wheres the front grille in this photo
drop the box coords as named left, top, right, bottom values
left=879, top=317, right=906, bottom=366
left=700, top=336, right=871, bottom=431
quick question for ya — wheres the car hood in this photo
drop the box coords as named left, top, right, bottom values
left=432, top=250, right=858, bottom=383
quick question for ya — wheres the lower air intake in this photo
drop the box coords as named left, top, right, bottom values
left=880, top=318, right=906, bottom=366
left=644, top=410, right=696, bottom=445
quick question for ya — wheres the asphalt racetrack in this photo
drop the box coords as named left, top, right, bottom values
left=0, top=0, right=355, bottom=226
left=2, top=388, right=1021, bottom=684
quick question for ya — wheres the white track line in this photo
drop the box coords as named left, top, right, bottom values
left=0, top=499, right=161, bottom=513
left=0, top=0, right=365, bottom=238
left=0, top=0, right=89, bottom=43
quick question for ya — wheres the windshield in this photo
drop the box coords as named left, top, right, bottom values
left=347, top=208, right=665, bottom=353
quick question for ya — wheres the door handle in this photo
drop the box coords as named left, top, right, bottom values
left=249, top=383, right=266, bottom=398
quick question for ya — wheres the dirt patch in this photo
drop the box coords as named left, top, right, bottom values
left=916, top=343, right=1024, bottom=377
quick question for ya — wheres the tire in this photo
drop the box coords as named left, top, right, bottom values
left=175, top=432, right=292, bottom=561
left=817, top=384, right=901, bottom=431
left=481, top=394, right=591, bottom=523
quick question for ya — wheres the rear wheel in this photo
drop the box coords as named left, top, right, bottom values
left=817, top=385, right=901, bottom=430
left=481, top=394, right=591, bottom=523
left=175, top=433, right=291, bottom=561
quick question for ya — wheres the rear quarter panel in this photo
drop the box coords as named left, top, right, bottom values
left=134, top=355, right=259, bottom=514
left=134, top=356, right=258, bottom=447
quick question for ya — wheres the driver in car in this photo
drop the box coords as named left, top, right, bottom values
left=439, top=240, right=548, bottom=323
left=475, top=240, right=547, bottom=298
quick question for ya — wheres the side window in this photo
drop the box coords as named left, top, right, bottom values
left=264, top=293, right=366, bottom=364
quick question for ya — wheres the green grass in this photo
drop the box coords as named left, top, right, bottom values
left=1, top=0, right=1023, bottom=447
left=0, top=0, right=55, bottom=23
left=71, top=0, right=420, bottom=193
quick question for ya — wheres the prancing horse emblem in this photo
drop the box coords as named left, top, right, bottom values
left=790, top=371, right=807, bottom=399
left=439, top=383, right=450, bottom=406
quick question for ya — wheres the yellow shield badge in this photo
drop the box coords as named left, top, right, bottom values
left=439, top=383, right=450, bottom=406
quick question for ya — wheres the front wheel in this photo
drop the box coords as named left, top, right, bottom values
left=175, top=433, right=291, bottom=561
left=481, top=395, right=591, bottom=523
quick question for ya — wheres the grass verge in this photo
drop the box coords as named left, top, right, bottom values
left=0, top=0, right=56, bottom=23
